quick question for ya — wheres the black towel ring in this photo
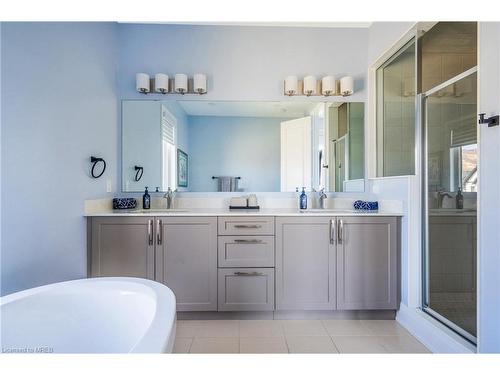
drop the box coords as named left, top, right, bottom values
left=134, top=166, right=144, bottom=182
left=90, top=156, right=106, bottom=178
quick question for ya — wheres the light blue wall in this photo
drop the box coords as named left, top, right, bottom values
left=188, top=116, right=282, bottom=192
left=1, top=23, right=118, bottom=295
left=117, top=24, right=368, bottom=102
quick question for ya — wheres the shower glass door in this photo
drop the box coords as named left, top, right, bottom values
left=421, top=69, right=477, bottom=343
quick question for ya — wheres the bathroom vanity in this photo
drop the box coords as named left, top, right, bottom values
left=87, top=210, right=401, bottom=314
left=86, top=98, right=400, bottom=315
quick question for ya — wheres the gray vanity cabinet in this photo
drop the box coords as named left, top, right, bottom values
left=156, top=217, right=218, bottom=311
left=90, top=217, right=155, bottom=279
left=276, top=216, right=399, bottom=311
left=275, top=217, right=336, bottom=310
left=336, top=216, right=398, bottom=310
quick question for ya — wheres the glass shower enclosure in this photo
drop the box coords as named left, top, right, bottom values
left=377, top=22, right=478, bottom=344
left=420, top=69, right=477, bottom=343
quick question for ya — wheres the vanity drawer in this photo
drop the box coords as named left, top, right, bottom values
left=218, top=268, right=275, bottom=311
left=218, top=236, right=275, bottom=268
left=218, top=217, right=275, bottom=236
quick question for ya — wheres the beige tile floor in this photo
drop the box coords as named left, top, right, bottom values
left=173, top=319, right=430, bottom=354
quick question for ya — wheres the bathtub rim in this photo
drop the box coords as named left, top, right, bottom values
left=0, top=277, right=177, bottom=354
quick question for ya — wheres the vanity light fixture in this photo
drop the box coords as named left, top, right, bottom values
left=283, top=75, right=354, bottom=97
left=284, top=75, right=298, bottom=96
left=193, top=73, right=207, bottom=94
left=136, top=73, right=150, bottom=94
left=303, top=75, right=317, bottom=96
left=154, top=73, right=169, bottom=94
left=175, top=74, right=188, bottom=94
left=135, top=72, right=209, bottom=95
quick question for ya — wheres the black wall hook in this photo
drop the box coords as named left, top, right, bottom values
left=90, top=156, right=106, bottom=178
left=134, top=166, right=144, bottom=182
left=478, top=113, right=499, bottom=127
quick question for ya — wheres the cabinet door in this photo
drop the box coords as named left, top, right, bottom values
left=90, top=217, right=155, bottom=279
left=218, top=268, right=275, bottom=311
left=156, top=217, right=217, bottom=311
left=276, top=217, right=336, bottom=310
left=336, top=216, right=398, bottom=310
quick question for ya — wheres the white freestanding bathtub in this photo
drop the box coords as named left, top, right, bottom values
left=0, top=277, right=177, bottom=353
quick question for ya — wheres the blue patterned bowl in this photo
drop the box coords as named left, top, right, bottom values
left=353, top=200, right=379, bottom=211
left=113, top=198, right=137, bottom=210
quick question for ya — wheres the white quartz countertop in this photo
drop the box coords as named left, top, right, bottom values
left=84, top=207, right=403, bottom=217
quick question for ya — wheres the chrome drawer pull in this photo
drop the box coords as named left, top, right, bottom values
left=233, top=271, right=264, bottom=276
left=234, top=239, right=263, bottom=244
left=234, top=224, right=262, bottom=229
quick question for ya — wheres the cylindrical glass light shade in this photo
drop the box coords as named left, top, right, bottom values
left=175, top=73, right=188, bottom=94
left=136, top=73, right=150, bottom=94
left=154, top=73, right=169, bottom=94
left=321, top=75, right=336, bottom=96
left=284, top=75, right=298, bottom=96
left=193, top=73, right=207, bottom=94
left=340, top=76, right=354, bottom=96
left=303, top=75, right=317, bottom=96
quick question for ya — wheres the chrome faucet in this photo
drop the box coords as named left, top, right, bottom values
left=437, top=190, right=452, bottom=209
left=318, top=188, right=328, bottom=209
left=163, top=187, right=174, bottom=209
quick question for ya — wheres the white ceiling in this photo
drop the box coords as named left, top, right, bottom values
left=122, top=22, right=372, bottom=28
left=175, top=101, right=322, bottom=118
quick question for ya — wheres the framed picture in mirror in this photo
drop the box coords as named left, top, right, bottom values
left=177, top=149, right=188, bottom=188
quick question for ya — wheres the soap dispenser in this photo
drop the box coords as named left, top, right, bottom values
left=300, top=187, right=308, bottom=210
left=143, top=187, right=151, bottom=210
left=456, top=187, right=464, bottom=209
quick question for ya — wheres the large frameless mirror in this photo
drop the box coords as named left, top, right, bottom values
left=121, top=100, right=365, bottom=193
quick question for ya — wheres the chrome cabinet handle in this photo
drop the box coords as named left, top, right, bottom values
left=234, top=224, right=262, bottom=229
left=330, top=219, right=336, bottom=245
left=156, top=219, right=162, bottom=245
left=234, top=271, right=264, bottom=276
left=234, top=239, right=263, bottom=244
left=338, top=219, right=344, bottom=244
left=148, top=220, right=153, bottom=245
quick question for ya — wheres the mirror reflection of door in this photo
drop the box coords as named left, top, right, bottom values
left=334, top=137, right=346, bottom=192
left=280, top=116, right=312, bottom=192
left=328, top=103, right=348, bottom=192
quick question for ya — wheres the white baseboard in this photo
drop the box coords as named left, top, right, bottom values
left=396, top=304, right=476, bottom=353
